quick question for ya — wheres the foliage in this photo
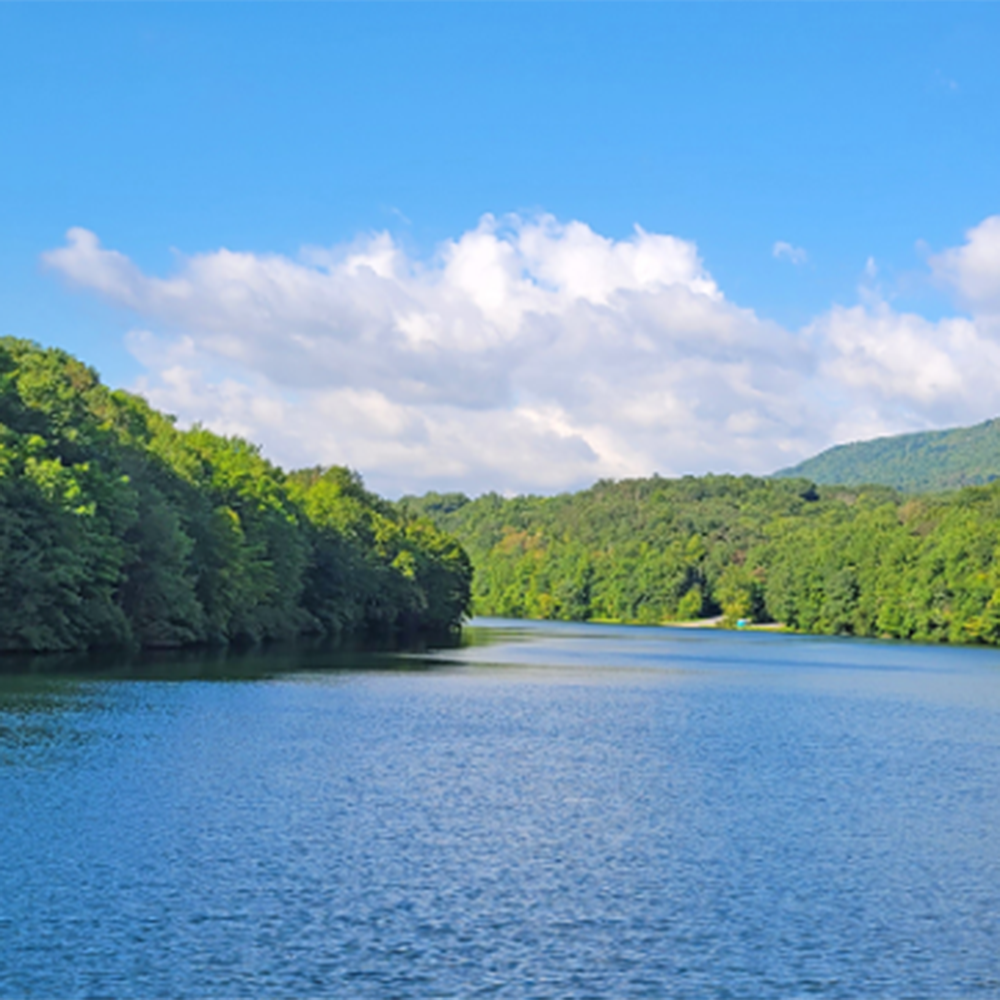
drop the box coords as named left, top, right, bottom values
left=0, top=338, right=471, bottom=652
left=403, top=472, right=1000, bottom=646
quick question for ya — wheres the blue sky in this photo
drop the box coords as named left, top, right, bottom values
left=3, top=5, right=1000, bottom=495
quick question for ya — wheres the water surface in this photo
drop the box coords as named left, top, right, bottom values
left=2, top=619, right=1000, bottom=998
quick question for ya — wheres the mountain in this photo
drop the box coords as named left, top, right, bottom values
left=773, top=418, right=1000, bottom=493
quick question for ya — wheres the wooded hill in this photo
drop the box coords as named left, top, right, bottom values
left=773, top=418, right=1000, bottom=493
left=0, top=338, right=471, bottom=652
left=401, top=474, right=1000, bottom=645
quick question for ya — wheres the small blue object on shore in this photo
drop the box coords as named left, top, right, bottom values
left=736, top=619, right=748, bottom=629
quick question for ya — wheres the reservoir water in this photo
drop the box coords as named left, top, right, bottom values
left=2, top=618, right=1000, bottom=998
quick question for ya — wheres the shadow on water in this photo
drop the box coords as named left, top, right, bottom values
left=0, top=630, right=466, bottom=682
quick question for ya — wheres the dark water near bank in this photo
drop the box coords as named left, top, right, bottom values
left=3, top=620, right=1000, bottom=998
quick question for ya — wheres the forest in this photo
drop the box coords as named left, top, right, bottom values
left=0, top=338, right=471, bottom=652
left=9, top=334, right=1000, bottom=654
left=401, top=473, right=1000, bottom=645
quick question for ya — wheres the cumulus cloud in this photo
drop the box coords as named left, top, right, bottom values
left=815, top=305, right=994, bottom=412
left=42, top=213, right=1000, bottom=495
left=773, top=241, right=808, bottom=266
left=930, top=215, right=1000, bottom=318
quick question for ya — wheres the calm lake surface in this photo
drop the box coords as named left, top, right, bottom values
left=3, top=619, right=1000, bottom=999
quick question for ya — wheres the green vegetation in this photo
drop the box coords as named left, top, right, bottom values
left=401, top=474, right=1000, bottom=645
left=0, top=338, right=471, bottom=652
left=10, top=334, right=1000, bottom=654
left=773, top=418, right=1000, bottom=492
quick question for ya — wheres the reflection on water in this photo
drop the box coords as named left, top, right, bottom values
left=0, top=631, right=461, bottom=681
left=2, top=618, right=1000, bottom=998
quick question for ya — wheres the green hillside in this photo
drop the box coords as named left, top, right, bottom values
left=773, top=418, right=1000, bottom=492
left=0, top=338, right=471, bottom=652
left=401, top=474, right=1000, bottom=646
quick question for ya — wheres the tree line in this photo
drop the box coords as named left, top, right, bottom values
left=0, top=338, right=471, bottom=652
left=401, top=473, right=1000, bottom=645
left=10, top=334, right=1000, bottom=652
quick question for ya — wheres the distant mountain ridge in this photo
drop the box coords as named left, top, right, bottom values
left=774, top=418, right=1000, bottom=493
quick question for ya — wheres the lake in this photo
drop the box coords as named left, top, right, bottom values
left=2, top=618, right=1000, bottom=998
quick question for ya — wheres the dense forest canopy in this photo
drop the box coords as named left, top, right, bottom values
left=401, top=473, right=1000, bottom=645
left=0, top=338, right=471, bottom=652
left=774, top=418, right=1000, bottom=493
left=8, top=335, right=1000, bottom=653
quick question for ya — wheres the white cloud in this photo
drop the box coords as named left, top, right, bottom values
left=930, top=215, right=1000, bottom=317
left=42, top=212, right=1000, bottom=495
left=773, top=241, right=808, bottom=266
left=816, top=304, right=987, bottom=409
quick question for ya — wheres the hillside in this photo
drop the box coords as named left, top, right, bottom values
left=0, top=338, right=471, bottom=652
left=773, top=418, right=1000, bottom=492
left=401, top=474, right=1000, bottom=645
